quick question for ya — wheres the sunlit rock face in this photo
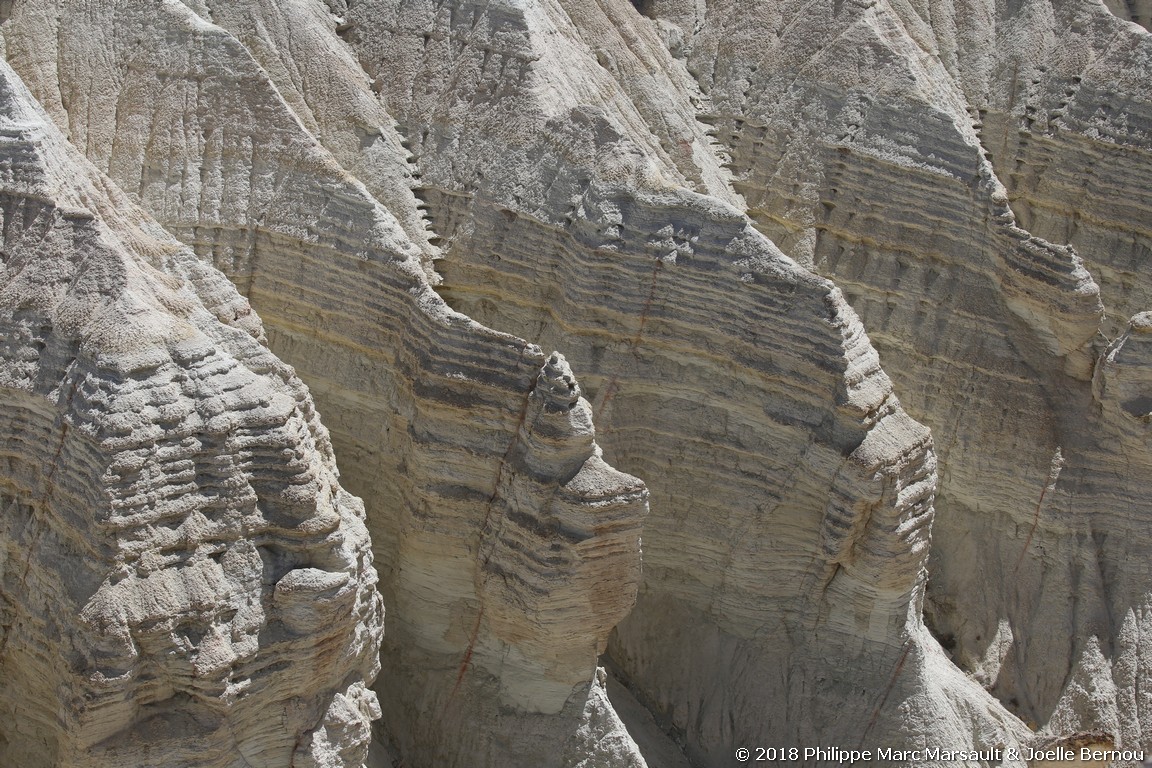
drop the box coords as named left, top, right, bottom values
left=0, top=60, right=383, bottom=768
left=2, top=0, right=1151, bottom=766
left=335, top=0, right=1035, bottom=763
left=1, top=2, right=648, bottom=766
left=633, top=0, right=1152, bottom=751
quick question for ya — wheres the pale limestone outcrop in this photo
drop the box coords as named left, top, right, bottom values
left=1, top=2, right=649, bottom=765
left=4, top=0, right=1152, bottom=766
left=633, top=0, right=1152, bottom=752
left=338, top=0, right=1035, bottom=763
left=0, top=59, right=382, bottom=767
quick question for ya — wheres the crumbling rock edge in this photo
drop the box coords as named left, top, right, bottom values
left=1, top=0, right=1150, bottom=766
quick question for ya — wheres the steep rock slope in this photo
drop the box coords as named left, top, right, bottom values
left=1, top=2, right=650, bottom=765
left=4, top=0, right=1149, bottom=766
left=0, top=60, right=383, bottom=767
left=954, top=0, right=1152, bottom=329
left=340, top=0, right=1033, bottom=763
left=638, top=0, right=1152, bottom=749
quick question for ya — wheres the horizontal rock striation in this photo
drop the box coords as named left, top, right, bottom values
left=964, top=0, right=1152, bottom=331
left=1, top=2, right=649, bottom=765
left=4, top=0, right=1151, bottom=765
left=0, top=60, right=383, bottom=767
left=638, top=0, right=1152, bottom=749
left=342, top=0, right=1034, bottom=762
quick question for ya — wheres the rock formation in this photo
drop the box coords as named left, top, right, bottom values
left=1, top=2, right=649, bottom=766
left=1, top=0, right=1150, bottom=766
left=627, top=0, right=1152, bottom=750
left=337, top=0, right=1035, bottom=761
left=0, top=59, right=382, bottom=767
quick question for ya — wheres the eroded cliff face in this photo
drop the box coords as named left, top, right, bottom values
left=1, top=0, right=1149, bottom=766
left=632, top=0, right=1152, bottom=750
left=0, top=59, right=383, bottom=767
left=1, top=2, right=649, bottom=766
left=338, top=0, right=1032, bottom=761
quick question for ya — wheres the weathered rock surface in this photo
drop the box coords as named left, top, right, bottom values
left=0, top=59, right=383, bottom=767
left=339, top=0, right=1035, bottom=763
left=2, top=0, right=1151, bottom=766
left=1, top=2, right=649, bottom=766
left=633, top=0, right=1152, bottom=752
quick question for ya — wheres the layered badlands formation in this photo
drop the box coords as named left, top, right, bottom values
left=0, top=1, right=1149, bottom=767
left=635, top=0, right=1152, bottom=748
left=0, top=59, right=383, bottom=766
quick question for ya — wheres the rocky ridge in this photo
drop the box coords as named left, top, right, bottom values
left=2, top=2, right=650, bottom=766
left=0, top=0, right=1149, bottom=767
left=0, top=58, right=382, bottom=767
left=632, top=0, right=1152, bottom=749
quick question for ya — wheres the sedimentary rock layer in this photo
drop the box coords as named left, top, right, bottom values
left=636, top=0, right=1152, bottom=749
left=340, top=0, right=1034, bottom=762
left=0, top=59, right=383, bottom=767
left=1, top=2, right=650, bottom=765
left=4, top=0, right=1150, bottom=766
